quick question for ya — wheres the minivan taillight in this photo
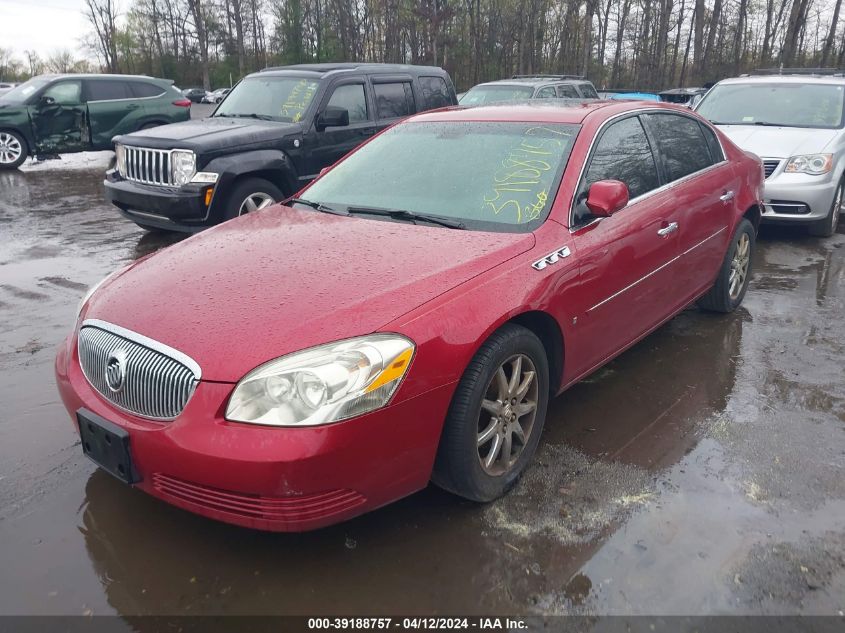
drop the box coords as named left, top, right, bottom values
left=172, top=99, right=191, bottom=107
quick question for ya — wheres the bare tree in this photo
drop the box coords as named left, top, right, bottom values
left=84, top=0, right=121, bottom=73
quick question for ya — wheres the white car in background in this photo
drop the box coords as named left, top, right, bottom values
left=696, top=73, right=844, bottom=236
left=0, top=82, right=16, bottom=96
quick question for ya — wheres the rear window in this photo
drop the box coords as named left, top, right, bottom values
left=419, top=76, right=452, bottom=109
left=131, top=82, right=166, bottom=98
left=459, top=85, right=534, bottom=105
left=87, top=80, right=133, bottom=101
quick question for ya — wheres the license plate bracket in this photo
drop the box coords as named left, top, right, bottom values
left=77, top=408, right=139, bottom=484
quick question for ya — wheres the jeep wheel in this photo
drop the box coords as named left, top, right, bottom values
left=0, top=130, right=27, bottom=170
left=225, top=177, right=284, bottom=221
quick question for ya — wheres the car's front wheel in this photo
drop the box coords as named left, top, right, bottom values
left=0, top=130, right=28, bottom=170
left=698, top=218, right=755, bottom=313
left=433, top=324, right=549, bottom=502
left=224, top=177, right=284, bottom=221
left=808, top=178, right=843, bottom=238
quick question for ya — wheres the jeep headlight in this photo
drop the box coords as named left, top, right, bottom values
left=226, top=335, right=415, bottom=427
left=115, top=144, right=125, bottom=174
left=784, top=153, right=832, bottom=175
left=171, top=150, right=196, bottom=186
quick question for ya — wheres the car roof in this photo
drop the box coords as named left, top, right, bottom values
left=258, top=63, right=448, bottom=77
left=34, top=73, right=170, bottom=83
left=718, top=74, right=845, bottom=85
left=407, top=100, right=690, bottom=125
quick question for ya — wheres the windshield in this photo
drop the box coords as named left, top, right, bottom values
left=697, top=82, right=845, bottom=129
left=0, top=78, right=49, bottom=104
left=459, top=85, right=534, bottom=105
left=215, top=76, right=320, bottom=123
left=300, top=121, right=579, bottom=232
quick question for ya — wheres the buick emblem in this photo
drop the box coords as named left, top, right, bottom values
left=105, top=349, right=127, bottom=393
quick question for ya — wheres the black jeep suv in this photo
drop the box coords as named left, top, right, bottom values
left=105, top=63, right=457, bottom=232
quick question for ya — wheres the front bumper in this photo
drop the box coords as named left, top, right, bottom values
left=55, top=335, right=453, bottom=531
left=104, top=170, right=217, bottom=233
left=761, top=166, right=839, bottom=223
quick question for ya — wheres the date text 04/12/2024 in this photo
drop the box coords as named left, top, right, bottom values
left=306, top=617, right=528, bottom=630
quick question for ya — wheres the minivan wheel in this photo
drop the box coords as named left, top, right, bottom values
left=808, top=179, right=843, bottom=238
left=697, top=218, right=755, bottom=313
left=0, top=130, right=27, bottom=169
left=224, top=177, right=284, bottom=221
left=432, top=324, right=549, bottom=502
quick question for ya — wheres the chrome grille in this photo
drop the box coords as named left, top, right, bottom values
left=77, top=321, right=201, bottom=420
left=120, top=146, right=172, bottom=186
left=763, top=160, right=780, bottom=179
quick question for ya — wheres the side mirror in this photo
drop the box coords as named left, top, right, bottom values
left=38, top=95, right=56, bottom=107
left=316, top=106, right=349, bottom=131
left=586, top=180, right=629, bottom=217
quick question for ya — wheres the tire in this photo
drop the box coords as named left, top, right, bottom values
left=697, top=218, right=755, bottom=313
left=808, top=178, right=843, bottom=238
left=223, top=177, right=284, bottom=221
left=0, top=129, right=28, bottom=170
left=432, top=324, right=550, bottom=502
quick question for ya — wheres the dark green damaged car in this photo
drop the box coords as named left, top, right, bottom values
left=0, top=74, right=190, bottom=169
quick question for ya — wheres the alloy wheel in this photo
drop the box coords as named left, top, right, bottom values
left=729, top=232, right=750, bottom=300
left=238, top=192, right=276, bottom=216
left=0, top=132, right=22, bottom=165
left=477, top=354, right=539, bottom=476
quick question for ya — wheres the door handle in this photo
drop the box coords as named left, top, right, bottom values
left=657, top=221, right=679, bottom=237
left=719, top=190, right=735, bottom=202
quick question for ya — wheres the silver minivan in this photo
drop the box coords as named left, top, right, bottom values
left=696, top=73, right=844, bottom=236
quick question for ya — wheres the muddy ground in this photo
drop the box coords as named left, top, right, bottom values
left=0, top=127, right=843, bottom=621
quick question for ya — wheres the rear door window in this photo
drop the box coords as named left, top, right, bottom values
left=419, top=76, right=452, bottom=109
left=557, top=84, right=580, bottom=98
left=698, top=121, right=725, bottom=163
left=130, top=82, right=166, bottom=98
left=373, top=82, right=415, bottom=119
left=326, top=84, right=369, bottom=123
left=87, top=80, right=133, bottom=101
left=579, top=84, right=599, bottom=99
left=644, top=113, right=714, bottom=181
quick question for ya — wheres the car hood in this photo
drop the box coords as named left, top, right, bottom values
left=84, top=207, right=535, bottom=382
left=115, top=117, right=301, bottom=153
left=716, top=125, right=839, bottom=158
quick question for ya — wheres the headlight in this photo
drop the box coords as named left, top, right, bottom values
left=115, top=144, right=125, bottom=174
left=171, top=150, right=196, bottom=186
left=226, top=334, right=415, bottom=427
left=784, top=153, right=833, bottom=175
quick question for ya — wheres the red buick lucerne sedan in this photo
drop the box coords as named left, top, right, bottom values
left=56, top=100, right=764, bottom=531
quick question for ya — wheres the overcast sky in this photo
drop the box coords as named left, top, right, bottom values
left=1, top=0, right=93, bottom=60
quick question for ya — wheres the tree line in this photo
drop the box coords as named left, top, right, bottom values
left=1, top=0, right=844, bottom=92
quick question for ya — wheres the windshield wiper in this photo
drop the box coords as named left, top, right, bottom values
left=287, top=197, right=347, bottom=216
left=753, top=121, right=787, bottom=127
left=216, top=113, right=275, bottom=121
left=346, top=206, right=465, bottom=229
